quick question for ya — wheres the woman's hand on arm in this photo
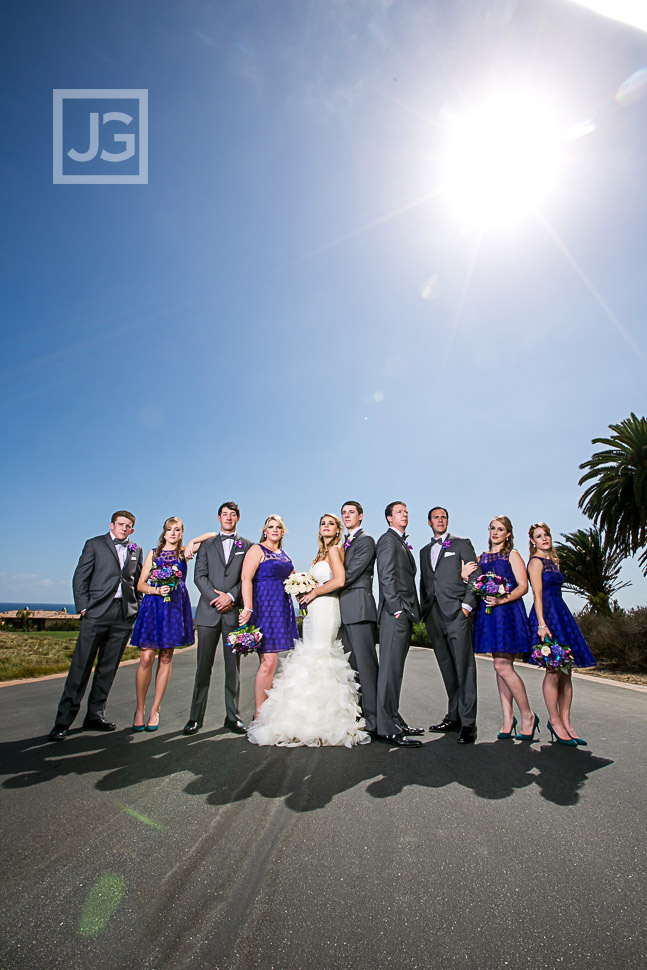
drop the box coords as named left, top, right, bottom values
left=301, top=546, right=346, bottom=603
left=184, top=532, right=218, bottom=560
left=461, top=560, right=478, bottom=583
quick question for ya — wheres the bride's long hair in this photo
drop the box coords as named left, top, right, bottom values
left=312, top=513, right=344, bottom=565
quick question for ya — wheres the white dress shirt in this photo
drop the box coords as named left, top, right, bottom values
left=113, top=536, right=127, bottom=598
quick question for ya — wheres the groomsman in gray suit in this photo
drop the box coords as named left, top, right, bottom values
left=184, top=502, right=253, bottom=736
left=49, top=510, right=143, bottom=740
left=419, top=506, right=478, bottom=743
left=375, top=501, right=423, bottom=747
left=339, top=501, right=379, bottom=736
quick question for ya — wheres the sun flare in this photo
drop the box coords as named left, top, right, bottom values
left=440, top=94, right=563, bottom=229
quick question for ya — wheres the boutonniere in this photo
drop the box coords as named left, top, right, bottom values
left=128, top=543, right=137, bottom=553
left=344, top=536, right=353, bottom=550
left=233, top=539, right=243, bottom=550
left=402, top=534, right=413, bottom=551
left=442, top=539, right=451, bottom=550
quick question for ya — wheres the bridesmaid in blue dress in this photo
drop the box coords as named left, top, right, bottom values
left=469, top=516, right=538, bottom=741
left=131, top=517, right=194, bottom=732
left=240, top=515, right=298, bottom=718
left=528, top=523, right=596, bottom=746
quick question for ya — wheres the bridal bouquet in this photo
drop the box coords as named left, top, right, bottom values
left=148, top=560, right=183, bottom=602
left=226, top=625, right=263, bottom=656
left=283, top=572, right=317, bottom=596
left=471, top=572, right=511, bottom=614
left=284, top=572, right=317, bottom=617
left=530, top=637, right=574, bottom=674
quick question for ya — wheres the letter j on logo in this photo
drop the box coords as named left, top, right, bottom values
left=53, top=89, right=148, bottom=184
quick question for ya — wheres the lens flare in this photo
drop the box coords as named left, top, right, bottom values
left=440, top=93, right=563, bottom=229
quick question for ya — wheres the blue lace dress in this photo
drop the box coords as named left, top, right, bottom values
left=131, top=551, right=195, bottom=650
left=528, top=557, right=597, bottom=667
left=251, top=548, right=298, bottom=653
left=473, top=551, right=531, bottom=655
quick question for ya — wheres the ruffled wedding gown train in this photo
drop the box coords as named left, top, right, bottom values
left=247, top=561, right=369, bottom=747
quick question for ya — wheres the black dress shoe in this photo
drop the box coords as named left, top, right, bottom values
left=183, top=720, right=201, bottom=735
left=457, top=726, right=477, bottom=744
left=399, top=724, right=424, bottom=736
left=48, top=726, right=69, bottom=741
left=429, top=717, right=461, bottom=733
left=82, top=716, right=116, bottom=732
left=379, top=734, right=423, bottom=747
left=223, top=717, right=247, bottom=734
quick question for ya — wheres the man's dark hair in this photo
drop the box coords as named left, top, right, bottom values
left=385, top=501, right=406, bottom=521
left=341, top=500, right=363, bottom=515
left=111, top=510, right=135, bottom=525
left=428, top=506, right=449, bottom=522
left=218, top=501, right=240, bottom=518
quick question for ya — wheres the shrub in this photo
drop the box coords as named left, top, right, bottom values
left=575, top=607, right=647, bottom=672
left=411, top=622, right=432, bottom=648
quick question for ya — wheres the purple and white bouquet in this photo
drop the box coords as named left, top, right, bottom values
left=149, top=559, right=183, bottom=602
left=471, top=572, right=511, bottom=614
left=531, top=637, right=574, bottom=674
left=226, top=625, right=263, bottom=656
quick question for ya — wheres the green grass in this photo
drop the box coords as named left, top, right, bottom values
left=0, top=629, right=193, bottom=681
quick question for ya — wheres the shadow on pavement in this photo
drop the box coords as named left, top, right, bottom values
left=1, top=727, right=612, bottom=808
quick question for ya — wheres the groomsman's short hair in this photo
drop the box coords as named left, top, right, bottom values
left=385, top=501, right=406, bottom=521
left=341, top=500, right=363, bottom=515
left=111, top=510, right=135, bottom=525
left=218, top=501, right=240, bottom=517
left=428, top=506, right=449, bottom=521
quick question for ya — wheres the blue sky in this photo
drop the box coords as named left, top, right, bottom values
left=1, top=0, right=645, bottom=610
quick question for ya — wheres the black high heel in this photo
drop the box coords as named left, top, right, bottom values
left=515, top=713, right=540, bottom=742
left=547, top=721, right=577, bottom=746
left=497, top=716, right=518, bottom=740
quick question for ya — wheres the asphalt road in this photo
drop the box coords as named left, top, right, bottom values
left=1, top=648, right=645, bottom=970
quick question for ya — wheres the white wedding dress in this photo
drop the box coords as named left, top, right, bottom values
left=247, top=561, right=369, bottom=747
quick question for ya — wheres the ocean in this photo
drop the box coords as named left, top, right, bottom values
left=0, top=601, right=199, bottom=617
left=0, top=602, right=77, bottom=613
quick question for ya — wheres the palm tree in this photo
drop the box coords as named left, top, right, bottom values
left=555, top=528, right=630, bottom=615
left=578, top=413, right=647, bottom=575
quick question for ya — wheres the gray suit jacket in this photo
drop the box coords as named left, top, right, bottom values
left=419, top=533, right=478, bottom=621
left=376, top=529, right=420, bottom=623
left=339, top=529, right=377, bottom=625
left=72, top=533, right=143, bottom=619
left=194, top=534, right=253, bottom=627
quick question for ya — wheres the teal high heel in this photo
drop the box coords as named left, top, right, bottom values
left=132, top=712, right=146, bottom=733
left=145, top=713, right=160, bottom=733
left=547, top=721, right=577, bottom=746
left=497, top=716, right=518, bottom=740
left=515, top=713, right=540, bottom=741
left=571, top=736, right=587, bottom=746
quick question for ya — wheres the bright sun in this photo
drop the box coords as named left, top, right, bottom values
left=440, top=93, right=563, bottom=230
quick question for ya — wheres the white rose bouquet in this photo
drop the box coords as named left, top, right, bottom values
left=283, top=571, right=317, bottom=616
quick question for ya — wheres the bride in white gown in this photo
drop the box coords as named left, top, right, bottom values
left=247, top=514, right=369, bottom=748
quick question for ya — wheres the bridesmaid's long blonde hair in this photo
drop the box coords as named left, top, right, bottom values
left=154, top=516, right=185, bottom=559
left=488, top=515, right=515, bottom=556
left=528, top=522, right=560, bottom=564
